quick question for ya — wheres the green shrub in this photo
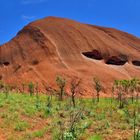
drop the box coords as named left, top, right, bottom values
left=14, top=120, right=30, bottom=131
left=33, top=130, right=45, bottom=138
left=28, top=82, right=35, bottom=96
left=88, top=135, right=102, bottom=140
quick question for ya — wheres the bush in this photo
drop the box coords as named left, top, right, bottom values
left=14, top=120, right=29, bottom=131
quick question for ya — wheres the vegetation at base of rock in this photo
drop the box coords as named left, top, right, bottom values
left=0, top=77, right=139, bottom=140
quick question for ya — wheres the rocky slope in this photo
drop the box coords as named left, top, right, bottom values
left=0, top=16, right=140, bottom=96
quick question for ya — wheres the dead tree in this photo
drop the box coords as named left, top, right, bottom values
left=70, top=79, right=81, bottom=108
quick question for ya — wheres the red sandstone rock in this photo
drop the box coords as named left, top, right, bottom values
left=0, top=16, right=140, bottom=96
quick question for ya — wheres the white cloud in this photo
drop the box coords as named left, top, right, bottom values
left=22, top=15, right=36, bottom=21
left=21, top=0, right=47, bottom=5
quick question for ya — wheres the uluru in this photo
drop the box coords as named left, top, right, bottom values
left=0, top=16, right=140, bottom=96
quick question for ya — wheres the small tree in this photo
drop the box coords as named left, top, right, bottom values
left=0, top=81, right=4, bottom=92
left=93, top=78, right=102, bottom=102
left=22, top=83, right=26, bottom=94
left=121, top=80, right=129, bottom=105
left=111, top=83, right=115, bottom=103
left=28, top=82, right=35, bottom=96
left=114, top=80, right=125, bottom=109
left=129, top=78, right=137, bottom=103
left=35, top=82, right=40, bottom=109
left=70, top=78, right=81, bottom=108
left=35, top=82, right=39, bottom=95
left=3, top=84, right=11, bottom=99
left=56, top=75, right=66, bottom=101
left=135, top=79, right=140, bottom=104
left=114, top=79, right=131, bottom=108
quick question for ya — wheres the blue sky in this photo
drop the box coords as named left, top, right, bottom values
left=0, top=0, right=140, bottom=45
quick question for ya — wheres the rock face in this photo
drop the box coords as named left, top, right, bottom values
left=0, top=16, right=140, bottom=96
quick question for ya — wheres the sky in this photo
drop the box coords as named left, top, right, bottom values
left=0, top=0, right=140, bottom=45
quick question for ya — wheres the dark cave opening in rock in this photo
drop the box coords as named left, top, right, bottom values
left=3, top=62, right=10, bottom=66
left=82, top=50, right=103, bottom=60
left=106, top=56, right=127, bottom=65
left=132, top=60, right=140, bottom=66
left=0, top=61, right=10, bottom=66
left=31, top=60, right=39, bottom=65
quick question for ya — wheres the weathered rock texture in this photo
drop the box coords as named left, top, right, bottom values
left=0, top=16, right=140, bottom=96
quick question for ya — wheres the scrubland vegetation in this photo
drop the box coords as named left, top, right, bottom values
left=0, top=77, right=139, bottom=140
